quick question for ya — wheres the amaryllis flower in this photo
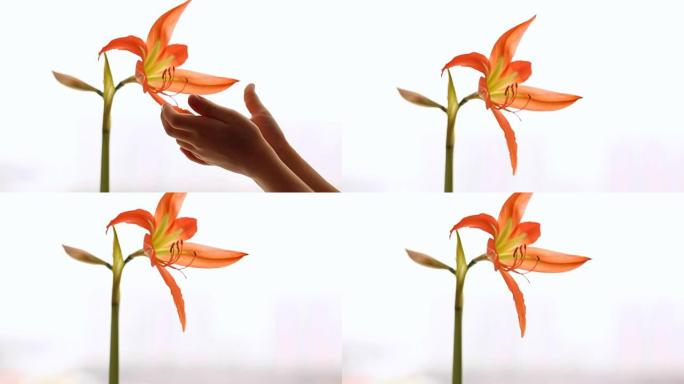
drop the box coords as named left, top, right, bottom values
left=107, top=193, right=247, bottom=330
left=451, top=193, right=589, bottom=336
left=99, top=0, right=238, bottom=107
left=442, top=16, right=581, bottom=174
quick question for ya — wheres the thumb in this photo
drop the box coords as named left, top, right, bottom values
left=188, top=95, right=242, bottom=124
left=244, top=83, right=271, bottom=117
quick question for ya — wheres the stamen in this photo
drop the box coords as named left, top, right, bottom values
left=495, top=83, right=531, bottom=117
left=175, top=251, right=197, bottom=271
left=490, top=244, right=539, bottom=284
left=160, top=240, right=185, bottom=267
left=159, top=240, right=193, bottom=279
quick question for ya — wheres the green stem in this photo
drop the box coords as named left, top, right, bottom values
left=467, top=254, right=488, bottom=270
left=109, top=268, right=122, bottom=384
left=101, top=98, right=112, bottom=193
left=445, top=120, right=456, bottom=193
left=115, top=76, right=137, bottom=92
left=451, top=252, right=487, bottom=383
left=444, top=92, right=479, bottom=193
left=453, top=271, right=465, bottom=384
left=445, top=72, right=457, bottom=193
left=99, top=74, right=135, bottom=193
left=123, top=249, right=145, bottom=266
left=459, top=93, right=480, bottom=109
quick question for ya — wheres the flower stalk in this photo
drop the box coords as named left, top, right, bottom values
left=109, top=274, right=120, bottom=384
left=444, top=70, right=458, bottom=193
left=101, top=96, right=113, bottom=193
left=444, top=67, right=479, bottom=192
left=108, top=227, right=125, bottom=384
left=99, top=55, right=137, bottom=192
left=453, top=272, right=465, bottom=384
left=452, top=231, right=468, bottom=384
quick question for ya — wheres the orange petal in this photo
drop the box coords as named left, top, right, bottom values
left=169, top=217, right=197, bottom=241
left=148, top=69, right=239, bottom=95
left=99, top=35, right=147, bottom=59
left=135, top=61, right=151, bottom=94
left=498, top=193, right=532, bottom=228
left=175, top=242, right=247, bottom=269
left=144, top=233, right=157, bottom=266
left=491, top=108, right=518, bottom=175
left=163, top=44, right=189, bottom=67
left=499, top=269, right=527, bottom=337
left=107, top=209, right=155, bottom=233
left=153, top=243, right=248, bottom=269
left=490, top=16, right=536, bottom=66
left=514, top=247, right=590, bottom=273
left=503, top=85, right=582, bottom=111
left=479, top=77, right=494, bottom=109
left=514, top=221, right=540, bottom=245
left=146, top=0, right=191, bottom=49
left=487, top=238, right=498, bottom=262
left=155, top=193, right=187, bottom=224
left=505, top=61, right=532, bottom=84
left=452, top=213, right=499, bottom=237
left=148, top=91, right=168, bottom=106
left=156, top=265, right=186, bottom=331
left=441, top=52, right=491, bottom=75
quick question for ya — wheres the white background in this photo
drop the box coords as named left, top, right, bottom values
left=341, top=0, right=684, bottom=191
left=2, top=194, right=683, bottom=383
left=0, top=194, right=342, bottom=383
left=1, top=0, right=683, bottom=192
left=0, top=0, right=342, bottom=192
left=342, top=194, right=684, bottom=383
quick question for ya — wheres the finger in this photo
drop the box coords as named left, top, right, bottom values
left=161, top=111, right=197, bottom=141
left=176, top=139, right=198, bottom=152
left=161, top=104, right=201, bottom=132
left=179, top=147, right=209, bottom=165
left=244, top=83, right=271, bottom=117
left=188, top=95, right=242, bottom=124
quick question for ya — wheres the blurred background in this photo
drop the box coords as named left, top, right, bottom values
left=0, top=0, right=342, bottom=191
left=340, top=0, right=684, bottom=191
left=0, top=194, right=342, bottom=383
left=1, top=194, right=683, bottom=383
left=1, top=0, right=683, bottom=191
left=341, top=194, right=684, bottom=383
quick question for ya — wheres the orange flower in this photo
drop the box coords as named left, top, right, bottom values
left=452, top=193, right=589, bottom=336
left=99, top=0, right=238, bottom=107
left=107, top=193, right=247, bottom=330
left=442, top=16, right=581, bottom=174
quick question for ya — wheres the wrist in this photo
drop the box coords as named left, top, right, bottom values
left=268, top=136, right=295, bottom=160
left=250, top=147, right=312, bottom=192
